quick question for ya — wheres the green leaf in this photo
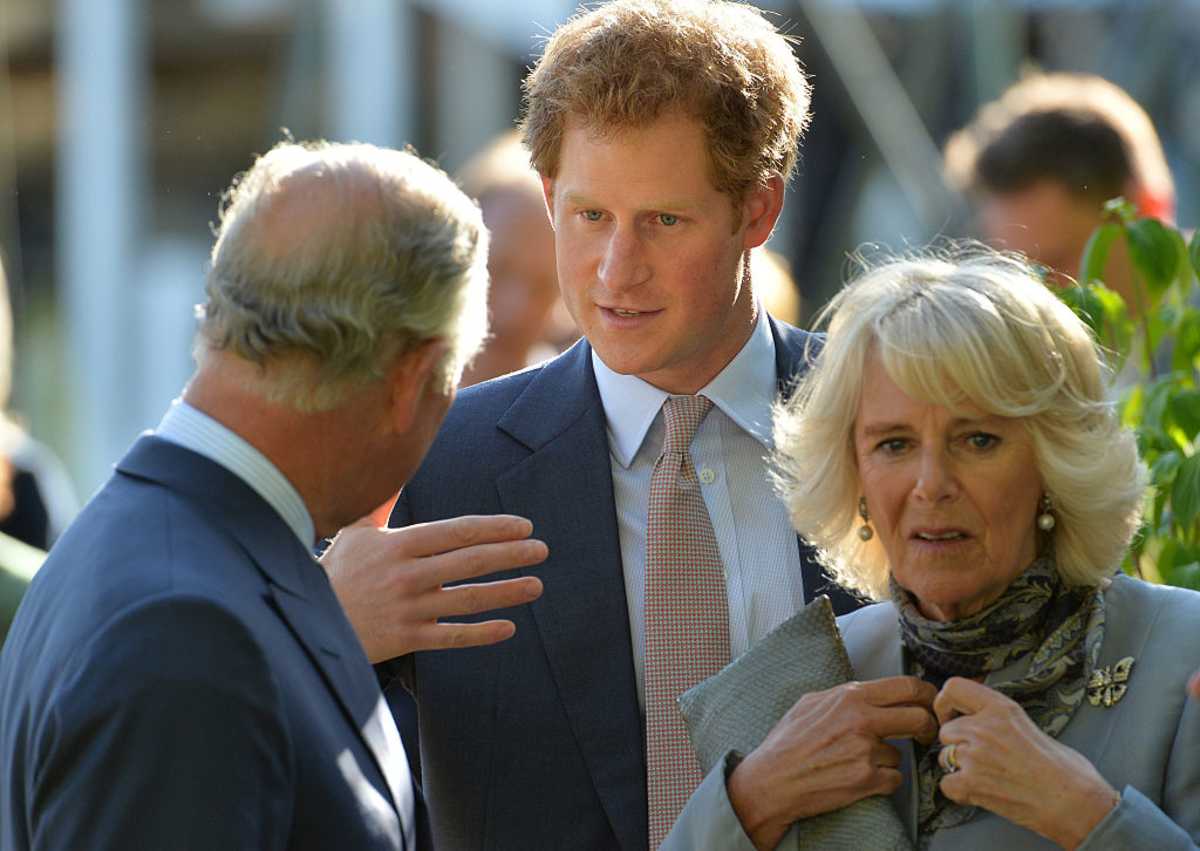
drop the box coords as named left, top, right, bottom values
left=1190, top=229, right=1200, bottom=281
left=1171, top=452, right=1200, bottom=531
left=1058, top=284, right=1104, bottom=337
left=1102, top=197, right=1137, bottom=223
left=1150, top=449, right=1183, bottom=486
left=1170, top=228, right=1193, bottom=300
left=1167, top=392, right=1200, bottom=442
left=1120, top=382, right=1144, bottom=428
left=1164, top=561, right=1200, bottom=591
left=1171, top=311, right=1200, bottom=373
left=1079, top=223, right=1121, bottom=287
left=1126, top=218, right=1180, bottom=302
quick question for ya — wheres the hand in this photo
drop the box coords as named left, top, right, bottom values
left=935, top=677, right=1119, bottom=850
left=321, top=514, right=548, bottom=663
left=727, top=676, right=938, bottom=851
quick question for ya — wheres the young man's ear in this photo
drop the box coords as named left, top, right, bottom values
left=385, top=338, right=450, bottom=434
left=740, top=174, right=786, bottom=250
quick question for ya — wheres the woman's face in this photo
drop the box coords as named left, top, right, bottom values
left=853, top=352, right=1043, bottom=622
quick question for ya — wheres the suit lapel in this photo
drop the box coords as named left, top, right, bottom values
left=117, top=437, right=413, bottom=845
left=496, top=342, right=647, bottom=851
left=842, top=604, right=918, bottom=842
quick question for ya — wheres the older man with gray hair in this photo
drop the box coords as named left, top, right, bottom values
left=0, top=140, right=547, bottom=851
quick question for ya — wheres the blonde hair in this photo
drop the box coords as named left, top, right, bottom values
left=772, top=247, right=1146, bottom=600
left=521, top=0, right=811, bottom=200
left=198, top=140, right=489, bottom=410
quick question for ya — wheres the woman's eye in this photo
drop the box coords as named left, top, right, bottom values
left=582, top=210, right=603, bottom=222
left=657, top=213, right=679, bottom=226
left=877, top=438, right=907, bottom=455
left=967, top=433, right=999, bottom=450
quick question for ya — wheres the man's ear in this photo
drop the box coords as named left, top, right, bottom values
left=740, top=174, right=786, bottom=250
left=540, top=175, right=557, bottom=231
left=385, top=338, right=450, bottom=434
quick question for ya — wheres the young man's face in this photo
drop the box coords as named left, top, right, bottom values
left=542, top=112, right=781, bottom=394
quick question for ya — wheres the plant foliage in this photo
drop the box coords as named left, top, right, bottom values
left=1061, top=199, right=1200, bottom=589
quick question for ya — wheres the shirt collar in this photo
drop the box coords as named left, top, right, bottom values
left=592, top=307, right=778, bottom=469
left=154, top=399, right=316, bottom=547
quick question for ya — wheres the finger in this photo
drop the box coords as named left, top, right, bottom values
left=858, top=676, right=939, bottom=709
left=937, top=716, right=969, bottom=746
left=934, top=676, right=999, bottom=725
left=865, top=704, right=939, bottom=743
left=392, top=515, right=537, bottom=558
left=409, top=619, right=519, bottom=652
left=424, top=576, right=544, bottom=619
left=428, top=539, right=549, bottom=585
left=873, top=741, right=902, bottom=770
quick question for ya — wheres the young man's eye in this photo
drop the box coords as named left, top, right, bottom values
left=657, top=213, right=679, bottom=226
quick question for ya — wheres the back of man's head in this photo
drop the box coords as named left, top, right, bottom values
left=945, top=72, right=1174, bottom=221
left=521, top=0, right=811, bottom=201
left=198, top=141, right=489, bottom=411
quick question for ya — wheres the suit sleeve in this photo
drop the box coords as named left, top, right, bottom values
left=28, top=596, right=295, bottom=851
left=1078, top=689, right=1200, bottom=850
left=661, top=752, right=758, bottom=851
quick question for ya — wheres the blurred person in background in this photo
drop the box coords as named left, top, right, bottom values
left=457, top=130, right=576, bottom=387
left=753, top=247, right=802, bottom=327
left=323, top=1, right=861, bottom=847
left=0, top=257, right=78, bottom=551
left=944, top=71, right=1175, bottom=309
left=0, top=141, right=549, bottom=850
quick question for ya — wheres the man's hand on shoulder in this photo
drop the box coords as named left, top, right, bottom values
left=322, top=514, right=548, bottom=663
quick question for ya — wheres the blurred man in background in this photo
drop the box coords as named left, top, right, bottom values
left=457, top=130, right=576, bottom=386
left=945, top=71, right=1175, bottom=306
left=0, top=141, right=547, bottom=850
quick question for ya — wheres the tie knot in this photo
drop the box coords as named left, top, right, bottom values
left=661, top=395, right=713, bottom=455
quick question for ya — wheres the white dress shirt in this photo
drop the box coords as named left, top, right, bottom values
left=155, top=399, right=316, bottom=547
left=593, top=309, right=806, bottom=710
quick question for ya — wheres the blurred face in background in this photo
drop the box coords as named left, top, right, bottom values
left=460, top=186, right=566, bottom=385
left=481, top=188, right=560, bottom=349
left=978, top=181, right=1101, bottom=280
left=979, top=180, right=1135, bottom=308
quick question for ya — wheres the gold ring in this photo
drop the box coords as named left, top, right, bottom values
left=939, top=743, right=960, bottom=774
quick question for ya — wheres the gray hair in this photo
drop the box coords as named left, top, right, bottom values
left=772, top=247, right=1146, bottom=600
left=198, top=140, right=489, bottom=410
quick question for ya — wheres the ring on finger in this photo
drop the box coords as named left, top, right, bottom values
left=939, top=743, right=961, bottom=774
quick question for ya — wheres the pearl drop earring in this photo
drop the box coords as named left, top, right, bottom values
left=1038, top=493, right=1056, bottom=531
left=857, top=496, right=874, bottom=541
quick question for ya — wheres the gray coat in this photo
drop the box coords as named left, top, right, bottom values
left=667, top=574, right=1200, bottom=849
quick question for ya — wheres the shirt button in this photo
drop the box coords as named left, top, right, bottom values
left=699, top=467, right=716, bottom=484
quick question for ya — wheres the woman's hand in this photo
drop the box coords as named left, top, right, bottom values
left=935, top=677, right=1120, bottom=850
left=727, top=676, right=938, bottom=851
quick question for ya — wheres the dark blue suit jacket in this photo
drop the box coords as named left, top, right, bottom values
left=0, top=436, right=413, bottom=850
left=388, top=318, right=860, bottom=850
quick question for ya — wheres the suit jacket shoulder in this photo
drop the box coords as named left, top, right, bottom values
left=0, top=437, right=409, bottom=851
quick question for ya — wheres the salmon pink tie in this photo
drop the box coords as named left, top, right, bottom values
left=645, top=395, right=730, bottom=848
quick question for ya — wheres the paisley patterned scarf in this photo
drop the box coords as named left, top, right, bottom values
left=889, top=557, right=1106, bottom=845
